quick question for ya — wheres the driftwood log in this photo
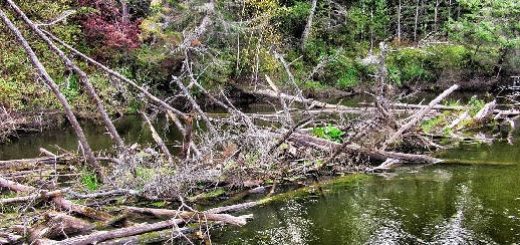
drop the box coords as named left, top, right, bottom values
left=0, top=177, right=112, bottom=221
left=124, top=206, right=251, bottom=226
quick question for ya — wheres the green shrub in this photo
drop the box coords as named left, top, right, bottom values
left=312, top=125, right=345, bottom=142
left=81, top=171, right=99, bottom=191
left=387, top=48, right=432, bottom=85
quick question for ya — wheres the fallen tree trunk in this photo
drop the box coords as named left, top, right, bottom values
left=0, top=8, right=103, bottom=180
left=0, top=155, right=72, bottom=169
left=49, top=219, right=184, bottom=245
left=141, top=112, right=174, bottom=165
left=29, top=212, right=94, bottom=241
left=0, top=177, right=112, bottom=221
left=251, top=89, right=365, bottom=113
left=97, top=200, right=260, bottom=245
left=6, top=0, right=124, bottom=149
left=474, top=100, right=497, bottom=124
left=0, top=189, right=66, bottom=205
left=381, top=84, right=459, bottom=150
left=96, top=227, right=192, bottom=245
left=289, top=132, right=441, bottom=164
left=124, top=206, right=251, bottom=226
left=360, top=102, right=466, bottom=111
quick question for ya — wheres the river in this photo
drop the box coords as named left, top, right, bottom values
left=214, top=140, right=520, bottom=244
left=1, top=107, right=519, bottom=244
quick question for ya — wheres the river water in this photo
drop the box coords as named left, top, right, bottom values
left=214, top=141, right=520, bottom=244
left=1, top=111, right=519, bottom=244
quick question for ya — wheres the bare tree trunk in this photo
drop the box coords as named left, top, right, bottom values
left=301, top=0, right=318, bottom=50
left=434, top=0, right=440, bottom=32
left=414, top=0, right=420, bottom=42
left=141, top=112, right=174, bottom=165
left=180, top=114, right=193, bottom=159
left=397, top=0, right=402, bottom=43
left=124, top=206, right=251, bottom=226
left=381, top=84, right=459, bottom=150
left=120, top=0, right=129, bottom=24
left=40, top=30, right=187, bottom=121
left=0, top=9, right=103, bottom=179
left=50, top=219, right=184, bottom=245
left=172, top=77, right=216, bottom=134
left=6, top=0, right=125, bottom=150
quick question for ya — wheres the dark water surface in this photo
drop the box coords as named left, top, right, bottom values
left=0, top=115, right=183, bottom=160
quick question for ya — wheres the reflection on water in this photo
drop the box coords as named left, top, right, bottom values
left=0, top=115, right=183, bottom=160
left=215, top=142, right=520, bottom=244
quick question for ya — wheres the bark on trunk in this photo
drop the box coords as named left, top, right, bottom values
left=30, top=212, right=94, bottom=241
left=141, top=112, right=174, bottom=165
left=124, top=206, right=251, bottom=226
left=414, top=0, right=420, bottom=42
left=381, top=84, right=459, bottom=150
left=397, top=0, right=402, bottom=43
left=120, top=0, right=129, bottom=24
left=49, top=219, right=184, bottom=245
left=434, top=0, right=440, bottom=32
left=301, top=0, right=318, bottom=50
left=0, top=8, right=103, bottom=179
left=0, top=177, right=112, bottom=221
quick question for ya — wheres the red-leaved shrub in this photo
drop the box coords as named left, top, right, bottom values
left=78, top=0, right=141, bottom=58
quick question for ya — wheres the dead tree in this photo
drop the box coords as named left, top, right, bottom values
left=6, top=0, right=125, bottom=149
left=414, top=0, right=420, bottom=42
left=397, top=0, right=402, bottom=43
left=0, top=177, right=112, bottom=221
left=381, top=84, right=459, bottom=150
left=301, top=0, right=318, bottom=50
left=0, top=8, right=103, bottom=179
left=40, top=30, right=187, bottom=121
left=141, top=112, right=174, bottom=165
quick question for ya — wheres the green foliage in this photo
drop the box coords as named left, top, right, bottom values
left=81, top=171, right=99, bottom=191
left=429, top=45, right=469, bottom=70
left=0, top=0, right=83, bottom=110
left=387, top=48, right=432, bottom=85
left=151, top=200, right=168, bottom=208
left=273, top=1, right=311, bottom=38
left=312, top=125, right=345, bottom=142
left=468, top=96, right=486, bottom=116
left=421, top=116, right=445, bottom=134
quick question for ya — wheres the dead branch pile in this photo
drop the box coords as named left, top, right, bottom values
left=1, top=1, right=518, bottom=243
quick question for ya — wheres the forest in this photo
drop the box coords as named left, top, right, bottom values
left=0, top=0, right=519, bottom=244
